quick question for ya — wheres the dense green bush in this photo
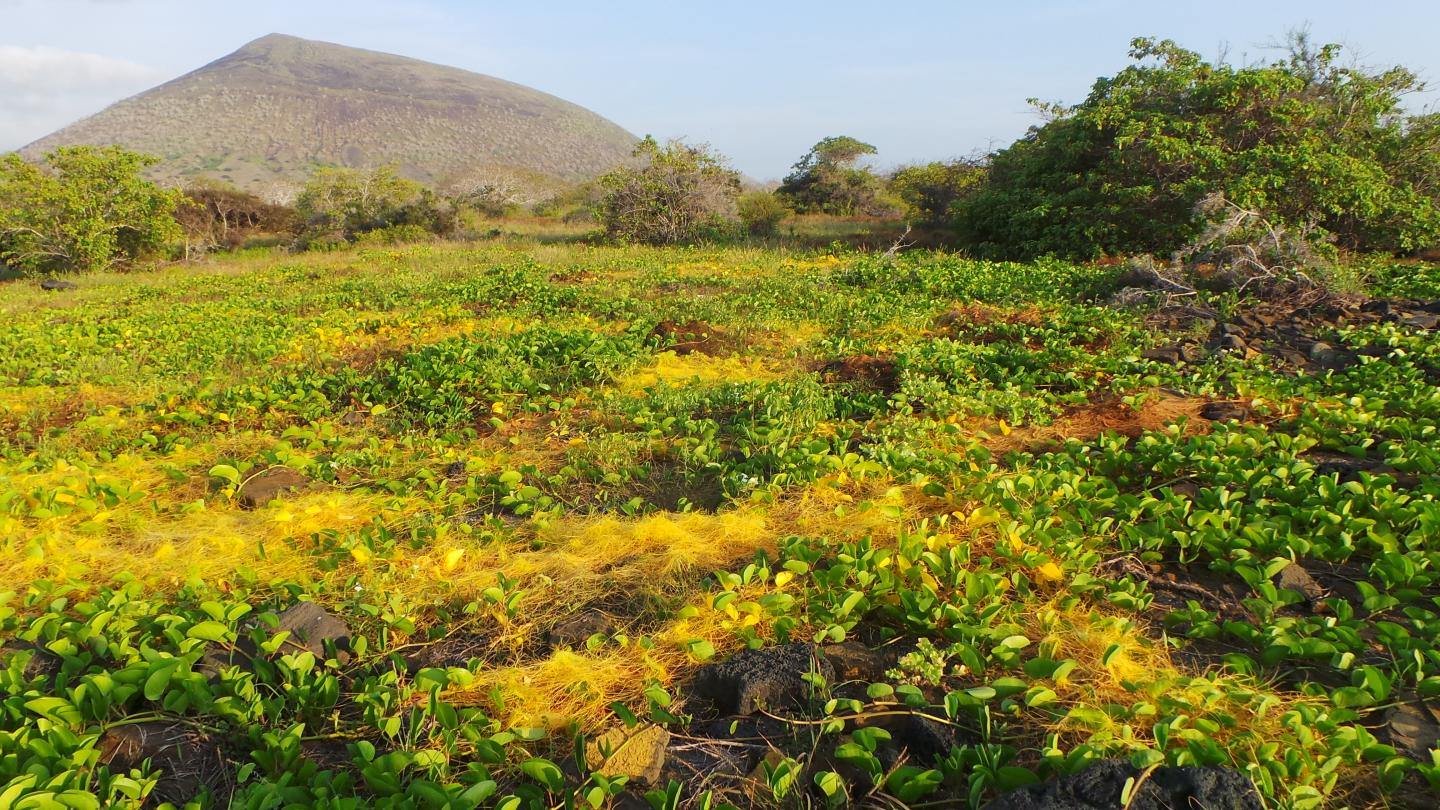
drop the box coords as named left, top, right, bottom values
left=596, top=137, right=741, bottom=245
left=955, top=35, right=1440, bottom=260
left=0, top=146, right=181, bottom=276
left=888, top=160, right=985, bottom=227
left=296, top=166, right=418, bottom=238
left=353, top=223, right=434, bottom=247
left=736, top=190, right=791, bottom=236
left=295, top=166, right=457, bottom=246
left=778, top=136, right=895, bottom=216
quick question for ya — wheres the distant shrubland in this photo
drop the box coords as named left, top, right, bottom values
left=6, top=30, right=1439, bottom=272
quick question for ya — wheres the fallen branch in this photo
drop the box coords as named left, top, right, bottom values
left=880, top=224, right=915, bottom=259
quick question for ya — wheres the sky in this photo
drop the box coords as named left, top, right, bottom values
left=2, top=0, right=1438, bottom=179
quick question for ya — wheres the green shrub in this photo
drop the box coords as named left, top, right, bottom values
left=353, top=223, right=433, bottom=246
left=0, top=146, right=180, bottom=275
left=393, top=190, right=460, bottom=237
left=296, top=165, right=422, bottom=238
left=596, top=137, right=741, bottom=245
left=778, top=136, right=894, bottom=216
left=533, top=181, right=602, bottom=223
left=737, top=191, right=791, bottom=236
left=293, top=166, right=459, bottom=248
left=303, top=234, right=351, bottom=252
left=954, top=34, right=1440, bottom=260
left=888, top=160, right=985, bottom=227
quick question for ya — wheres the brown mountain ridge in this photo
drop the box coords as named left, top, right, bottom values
left=22, top=33, right=639, bottom=194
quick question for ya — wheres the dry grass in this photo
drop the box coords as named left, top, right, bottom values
left=428, top=479, right=939, bottom=728
left=2, top=485, right=405, bottom=593
left=455, top=648, right=668, bottom=730
left=616, top=352, right=785, bottom=394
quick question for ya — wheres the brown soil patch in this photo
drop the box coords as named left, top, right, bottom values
left=0, top=395, right=87, bottom=440
left=819, top=355, right=900, bottom=394
left=985, top=392, right=1211, bottom=454
left=935, top=302, right=1045, bottom=330
left=652, top=320, right=730, bottom=356
left=563, top=459, right=728, bottom=515
left=635, top=462, right=726, bottom=512
left=337, top=344, right=405, bottom=372
left=98, top=722, right=232, bottom=806
left=550, top=269, right=598, bottom=284
left=404, top=631, right=501, bottom=670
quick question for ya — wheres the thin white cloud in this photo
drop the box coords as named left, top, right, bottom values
left=0, top=45, right=161, bottom=150
left=0, top=45, right=159, bottom=89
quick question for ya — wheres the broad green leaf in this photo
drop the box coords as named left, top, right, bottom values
left=186, top=621, right=230, bottom=642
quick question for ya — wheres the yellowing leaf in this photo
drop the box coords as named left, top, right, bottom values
left=350, top=545, right=372, bottom=564
left=774, top=571, right=794, bottom=587
left=443, top=548, right=465, bottom=572
left=1036, top=562, right=1064, bottom=582
left=967, top=507, right=1000, bottom=526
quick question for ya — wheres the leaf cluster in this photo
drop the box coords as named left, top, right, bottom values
left=0, top=146, right=181, bottom=276
left=955, top=34, right=1440, bottom=260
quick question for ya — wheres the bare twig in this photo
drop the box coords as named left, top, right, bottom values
left=881, top=224, right=915, bottom=259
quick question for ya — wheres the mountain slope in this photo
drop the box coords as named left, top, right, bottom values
left=21, top=34, right=638, bottom=193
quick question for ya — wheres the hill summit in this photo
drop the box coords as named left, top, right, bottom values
left=22, top=33, right=639, bottom=193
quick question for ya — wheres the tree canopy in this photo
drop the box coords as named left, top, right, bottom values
left=296, top=166, right=422, bottom=236
left=0, top=146, right=180, bottom=276
left=778, top=136, right=891, bottom=216
left=596, top=137, right=741, bottom=245
left=293, top=166, right=459, bottom=247
left=954, top=35, right=1440, bottom=260
left=888, top=160, right=986, bottom=227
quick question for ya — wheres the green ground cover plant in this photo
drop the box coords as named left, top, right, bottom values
left=2, top=240, right=1439, bottom=808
